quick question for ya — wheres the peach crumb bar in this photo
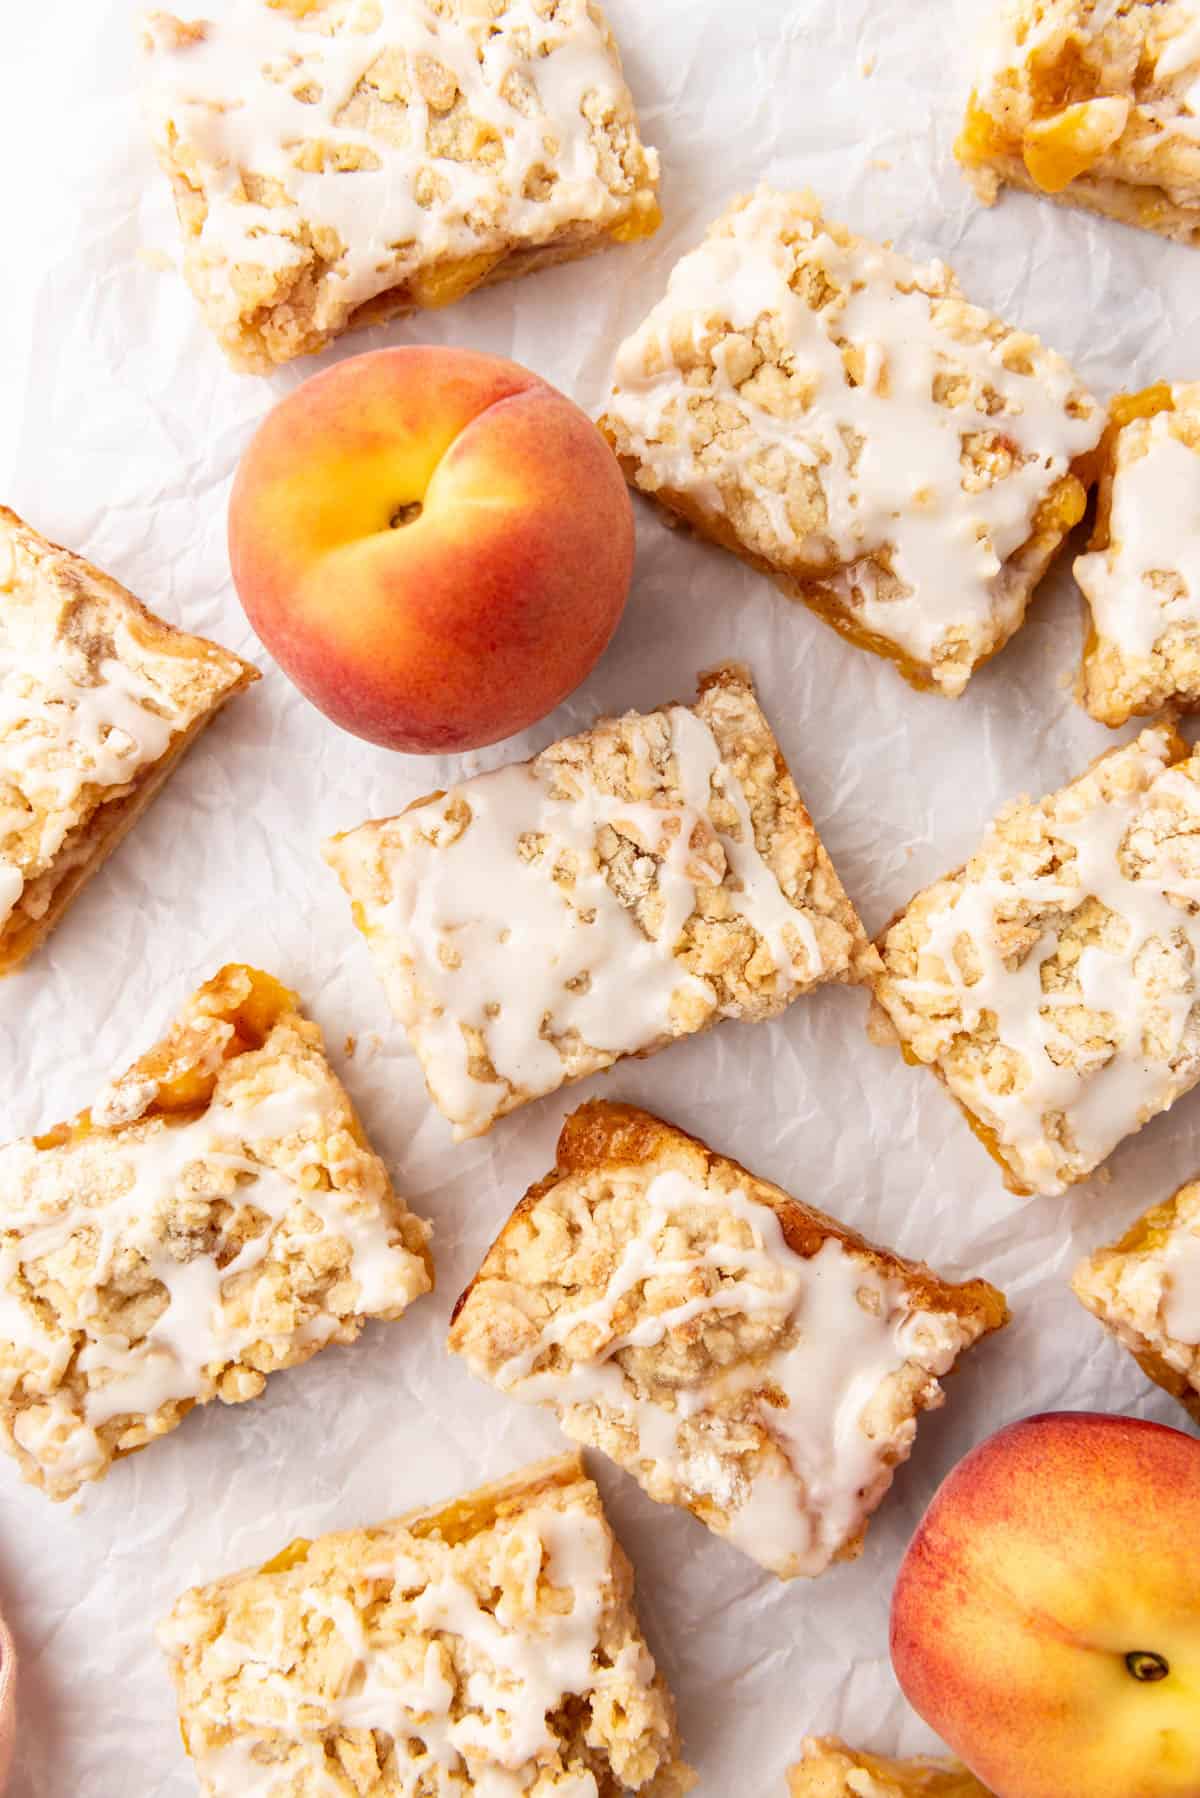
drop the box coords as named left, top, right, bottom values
left=870, top=726, right=1200, bottom=1198
left=324, top=664, right=878, bottom=1141
left=449, top=1102, right=1006, bottom=1581
left=1076, top=382, right=1200, bottom=725
left=0, top=505, right=257, bottom=975
left=0, top=964, right=432, bottom=1501
left=159, top=1452, right=695, bottom=1797
left=598, top=188, right=1103, bottom=697
left=957, top=2, right=1200, bottom=247
left=1073, top=1175, right=1200, bottom=1425
left=788, top=1737, right=990, bottom=1797
left=141, top=0, right=661, bottom=373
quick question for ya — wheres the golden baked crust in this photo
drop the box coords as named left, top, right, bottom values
left=141, top=0, right=661, bottom=372
left=159, top=1451, right=695, bottom=1796
left=787, top=1737, right=990, bottom=1797
left=870, top=725, right=1200, bottom=1196
left=325, top=664, right=878, bottom=1140
left=598, top=188, right=1103, bottom=697
left=0, top=506, right=257, bottom=974
left=0, top=964, right=432, bottom=1501
left=956, top=1, right=1200, bottom=245
left=449, top=1102, right=1006, bottom=1580
left=1073, top=1175, right=1200, bottom=1424
left=1075, top=382, right=1200, bottom=725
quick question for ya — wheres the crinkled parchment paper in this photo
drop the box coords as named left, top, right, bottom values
left=2, top=2, right=1200, bottom=1793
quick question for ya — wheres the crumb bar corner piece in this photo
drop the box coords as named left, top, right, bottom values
left=870, top=724, right=1200, bottom=1198
left=1075, top=381, right=1200, bottom=726
left=0, top=963, right=432, bottom=1501
left=956, top=0, right=1200, bottom=247
left=448, top=1100, right=1006, bottom=1581
left=1072, top=1174, right=1200, bottom=1426
left=159, top=1450, right=696, bottom=1797
left=140, top=0, right=662, bottom=373
left=787, top=1737, right=991, bottom=1797
left=0, top=505, right=257, bottom=975
left=324, top=663, right=879, bottom=1141
left=598, top=186, right=1103, bottom=698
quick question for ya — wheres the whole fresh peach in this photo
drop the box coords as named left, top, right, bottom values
left=891, top=1412, right=1200, bottom=1798
left=228, top=347, right=634, bottom=753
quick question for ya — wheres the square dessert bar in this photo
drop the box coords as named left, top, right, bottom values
left=325, top=664, right=878, bottom=1140
left=957, top=1, right=1200, bottom=246
left=1075, top=382, right=1200, bottom=725
left=449, top=1102, right=1006, bottom=1581
left=788, top=1738, right=989, bottom=1797
left=159, top=1452, right=695, bottom=1797
left=598, top=188, right=1103, bottom=697
left=870, top=725, right=1200, bottom=1198
left=0, top=506, right=257, bottom=974
left=1073, top=1175, right=1200, bottom=1425
left=142, top=0, right=661, bottom=372
left=0, top=964, right=432, bottom=1500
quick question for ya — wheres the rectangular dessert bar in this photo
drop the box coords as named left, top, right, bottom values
left=598, top=188, right=1103, bottom=697
left=1075, top=382, right=1200, bottom=725
left=870, top=725, right=1200, bottom=1198
left=325, top=664, right=878, bottom=1140
left=159, top=1452, right=695, bottom=1797
left=1073, top=1175, right=1200, bottom=1425
left=0, top=505, right=257, bottom=974
left=0, top=964, right=432, bottom=1500
left=141, top=0, right=661, bottom=372
left=449, top=1102, right=1007, bottom=1581
left=788, top=1738, right=989, bottom=1797
left=957, top=1, right=1200, bottom=247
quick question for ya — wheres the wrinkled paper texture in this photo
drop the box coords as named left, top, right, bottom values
left=2, top=2, right=1200, bottom=1793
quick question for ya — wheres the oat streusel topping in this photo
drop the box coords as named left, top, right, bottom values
left=325, top=667, right=876, bottom=1140
left=450, top=1104, right=1005, bottom=1579
left=142, top=0, right=660, bottom=369
left=600, top=188, right=1101, bottom=696
left=872, top=726, right=1200, bottom=1196
left=0, top=964, right=432, bottom=1500
left=159, top=1455, right=695, bottom=1797
left=787, top=1736, right=990, bottom=1798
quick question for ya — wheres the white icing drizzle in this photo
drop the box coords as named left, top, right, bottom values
left=141, top=0, right=657, bottom=331
left=0, top=570, right=193, bottom=930
left=1154, top=7, right=1200, bottom=138
left=472, top=1170, right=976, bottom=1579
left=1075, top=397, right=1200, bottom=658
left=333, top=705, right=822, bottom=1139
left=174, top=1505, right=614, bottom=1797
left=1162, top=1224, right=1200, bottom=1345
left=0, top=1080, right=429, bottom=1491
left=882, top=729, right=1200, bottom=1196
left=602, top=188, right=1100, bottom=692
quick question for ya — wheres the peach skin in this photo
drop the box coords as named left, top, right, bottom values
left=890, top=1412, right=1200, bottom=1798
left=228, top=347, right=634, bottom=752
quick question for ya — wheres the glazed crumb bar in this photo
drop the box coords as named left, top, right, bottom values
left=788, top=1738, right=989, bottom=1797
left=449, top=1102, right=1006, bottom=1581
left=598, top=188, right=1103, bottom=698
left=0, top=506, right=257, bottom=974
left=0, top=964, right=432, bottom=1501
left=1076, top=382, right=1200, bottom=725
left=871, top=726, right=1200, bottom=1198
left=1073, top=1175, right=1200, bottom=1426
left=141, top=0, right=661, bottom=373
left=159, top=1452, right=695, bottom=1797
left=957, top=1, right=1200, bottom=247
left=325, top=665, right=878, bottom=1140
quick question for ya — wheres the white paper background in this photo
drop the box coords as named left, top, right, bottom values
left=2, top=2, right=1200, bottom=1793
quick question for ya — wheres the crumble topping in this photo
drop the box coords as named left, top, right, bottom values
left=599, top=188, right=1101, bottom=695
left=142, top=0, right=660, bottom=369
left=872, top=727, right=1200, bottom=1196
left=325, top=668, right=875, bottom=1140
